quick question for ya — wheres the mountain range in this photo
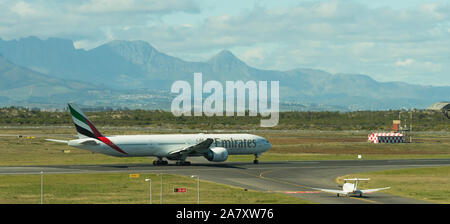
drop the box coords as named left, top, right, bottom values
left=0, top=36, right=448, bottom=110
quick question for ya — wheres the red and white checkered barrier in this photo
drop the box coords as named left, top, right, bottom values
left=368, top=133, right=404, bottom=143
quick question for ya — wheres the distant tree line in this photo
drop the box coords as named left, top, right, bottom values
left=0, top=107, right=448, bottom=131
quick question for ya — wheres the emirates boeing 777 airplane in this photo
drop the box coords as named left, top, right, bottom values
left=46, top=104, right=271, bottom=165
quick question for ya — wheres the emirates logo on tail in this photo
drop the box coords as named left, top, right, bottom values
left=68, top=104, right=127, bottom=155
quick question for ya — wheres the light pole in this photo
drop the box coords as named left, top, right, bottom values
left=145, top=178, right=152, bottom=204
left=191, top=175, right=199, bottom=204
left=158, top=173, right=162, bottom=204
left=40, top=171, right=43, bottom=204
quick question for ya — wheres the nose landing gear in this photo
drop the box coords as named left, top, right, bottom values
left=253, top=153, right=260, bottom=164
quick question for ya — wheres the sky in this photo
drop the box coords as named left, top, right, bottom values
left=0, top=0, right=449, bottom=86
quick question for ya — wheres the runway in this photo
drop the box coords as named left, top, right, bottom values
left=0, top=158, right=449, bottom=204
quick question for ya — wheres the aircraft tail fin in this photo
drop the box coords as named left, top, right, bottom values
left=68, top=103, right=104, bottom=139
left=344, top=178, right=370, bottom=192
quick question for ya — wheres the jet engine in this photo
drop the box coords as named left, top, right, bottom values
left=204, top=147, right=228, bottom=162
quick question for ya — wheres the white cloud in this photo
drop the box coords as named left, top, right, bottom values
left=77, top=0, right=140, bottom=13
left=76, top=0, right=200, bottom=14
left=396, top=59, right=415, bottom=67
left=11, top=2, right=39, bottom=17
left=419, top=3, right=446, bottom=20
left=239, top=47, right=265, bottom=67
left=315, top=1, right=338, bottom=17
left=0, top=0, right=202, bottom=51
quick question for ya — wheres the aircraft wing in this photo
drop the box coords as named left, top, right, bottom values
left=360, top=187, right=390, bottom=194
left=168, top=138, right=214, bottom=158
left=312, top=188, right=347, bottom=195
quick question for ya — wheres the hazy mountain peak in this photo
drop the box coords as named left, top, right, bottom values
left=217, top=49, right=235, bottom=57
left=210, top=50, right=238, bottom=60
left=101, top=40, right=160, bottom=65
left=208, top=50, right=247, bottom=67
left=107, top=39, right=156, bottom=50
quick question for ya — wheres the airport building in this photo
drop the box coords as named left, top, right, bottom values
left=427, top=102, right=450, bottom=119
left=428, top=102, right=450, bottom=111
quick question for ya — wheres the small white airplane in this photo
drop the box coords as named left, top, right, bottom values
left=46, top=103, right=272, bottom=166
left=313, top=178, right=390, bottom=197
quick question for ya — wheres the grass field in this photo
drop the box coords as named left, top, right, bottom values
left=0, top=172, right=311, bottom=204
left=336, top=166, right=450, bottom=204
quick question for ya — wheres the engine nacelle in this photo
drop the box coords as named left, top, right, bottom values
left=204, top=147, right=229, bottom=162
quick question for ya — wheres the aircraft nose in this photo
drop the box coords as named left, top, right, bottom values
left=264, top=139, right=272, bottom=150
left=256, top=136, right=271, bottom=151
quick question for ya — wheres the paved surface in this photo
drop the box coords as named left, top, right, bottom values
left=1, top=158, right=449, bottom=204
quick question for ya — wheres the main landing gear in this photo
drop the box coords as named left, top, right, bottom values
left=153, top=157, right=168, bottom=166
left=153, top=157, right=192, bottom=166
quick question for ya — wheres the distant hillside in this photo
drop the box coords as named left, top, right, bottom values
left=0, top=36, right=449, bottom=110
left=0, top=55, right=98, bottom=105
left=0, top=55, right=171, bottom=109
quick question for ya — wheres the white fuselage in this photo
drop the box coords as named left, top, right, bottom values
left=342, top=183, right=359, bottom=195
left=68, top=133, right=271, bottom=158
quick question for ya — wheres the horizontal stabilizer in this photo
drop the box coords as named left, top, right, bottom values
left=361, top=187, right=391, bottom=194
left=45, top=139, right=69, bottom=144
left=344, top=178, right=370, bottom=181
